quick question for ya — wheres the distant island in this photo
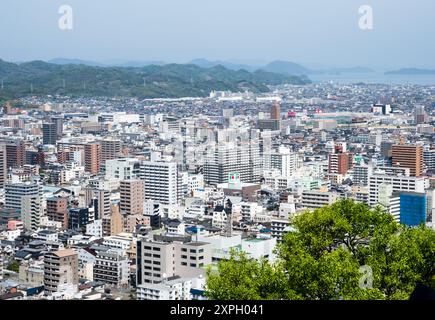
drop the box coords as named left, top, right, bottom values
left=0, top=59, right=310, bottom=101
left=385, top=68, right=435, bottom=75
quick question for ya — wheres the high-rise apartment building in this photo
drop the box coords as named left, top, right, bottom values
left=203, top=139, right=261, bottom=185
left=0, top=144, right=6, bottom=188
left=368, top=174, right=427, bottom=206
left=271, top=102, right=281, bottom=120
left=93, top=249, right=129, bottom=287
left=328, top=152, right=353, bottom=175
left=43, top=123, right=57, bottom=145
left=101, top=139, right=122, bottom=162
left=263, top=146, right=298, bottom=178
left=51, top=116, right=64, bottom=138
left=5, top=182, right=42, bottom=231
left=136, top=239, right=211, bottom=285
left=120, top=179, right=145, bottom=215
left=392, top=144, right=423, bottom=177
left=84, top=142, right=101, bottom=174
left=1, top=139, right=25, bottom=168
left=93, top=189, right=111, bottom=220
left=140, top=162, right=181, bottom=205
left=46, top=197, right=68, bottom=230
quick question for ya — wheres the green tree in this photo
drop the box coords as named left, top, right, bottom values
left=205, top=199, right=435, bottom=300
left=7, top=260, right=20, bottom=273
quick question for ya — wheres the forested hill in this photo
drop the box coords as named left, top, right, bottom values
left=0, top=60, right=310, bottom=100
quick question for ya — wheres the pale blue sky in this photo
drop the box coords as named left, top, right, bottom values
left=1, top=0, right=434, bottom=69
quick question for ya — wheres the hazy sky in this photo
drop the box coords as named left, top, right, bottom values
left=1, top=0, right=434, bottom=69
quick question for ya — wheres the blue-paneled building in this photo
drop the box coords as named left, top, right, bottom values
left=400, top=192, right=426, bottom=226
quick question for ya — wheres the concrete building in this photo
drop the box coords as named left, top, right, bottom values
left=136, top=239, right=211, bottom=285
left=93, top=249, right=129, bottom=287
left=84, top=142, right=101, bottom=175
left=368, top=174, right=427, bottom=206
left=0, top=144, right=6, bottom=188
left=105, top=158, right=140, bottom=180
left=5, top=182, right=42, bottom=231
left=46, top=197, right=68, bottom=230
left=137, top=276, right=192, bottom=300
left=392, top=144, right=423, bottom=177
left=42, top=122, right=57, bottom=146
left=101, top=138, right=122, bottom=162
left=120, top=179, right=145, bottom=216
left=44, top=249, right=78, bottom=294
left=140, top=161, right=181, bottom=205
left=301, top=190, right=338, bottom=209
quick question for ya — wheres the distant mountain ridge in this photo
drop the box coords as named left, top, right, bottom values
left=189, top=59, right=374, bottom=76
left=0, top=59, right=310, bottom=101
left=385, top=68, right=435, bottom=75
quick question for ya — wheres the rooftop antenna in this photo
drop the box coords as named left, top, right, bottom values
left=143, top=78, right=146, bottom=87
left=30, top=83, right=33, bottom=93
left=1, top=79, right=3, bottom=90
left=83, top=81, right=86, bottom=90
left=63, top=79, right=66, bottom=89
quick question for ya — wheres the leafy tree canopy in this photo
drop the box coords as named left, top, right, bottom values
left=206, top=199, right=435, bottom=300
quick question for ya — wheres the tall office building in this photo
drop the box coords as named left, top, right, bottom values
left=5, top=182, right=42, bottom=231
left=392, top=144, right=423, bottom=177
left=140, top=162, right=181, bottom=205
left=0, top=144, right=6, bottom=188
left=44, top=249, right=78, bottom=294
left=42, top=122, right=57, bottom=145
left=120, top=179, right=145, bottom=215
left=84, top=142, right=101, bottom=174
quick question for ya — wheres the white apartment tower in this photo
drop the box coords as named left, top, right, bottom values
left=140, top=161, right=181, bottom=205
left=5, top=182, right=42, bottom=231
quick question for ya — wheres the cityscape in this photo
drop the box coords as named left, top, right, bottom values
left=0, top=1, right=435, bottom=304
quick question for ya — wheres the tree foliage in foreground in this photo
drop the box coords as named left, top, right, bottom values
left=206, top=199, right=435, bottom=300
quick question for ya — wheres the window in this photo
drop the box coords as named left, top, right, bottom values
left=181, top=255, right=187, bottom=259
left=181, top=248, right=187, bottom=252
left=190, top=249, right=196, bottom=253
left=181, top=262, right=187, bottom=266
left=153, top=247, right=161, bottom=251
left=190, top=263, right=196, bottom=267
